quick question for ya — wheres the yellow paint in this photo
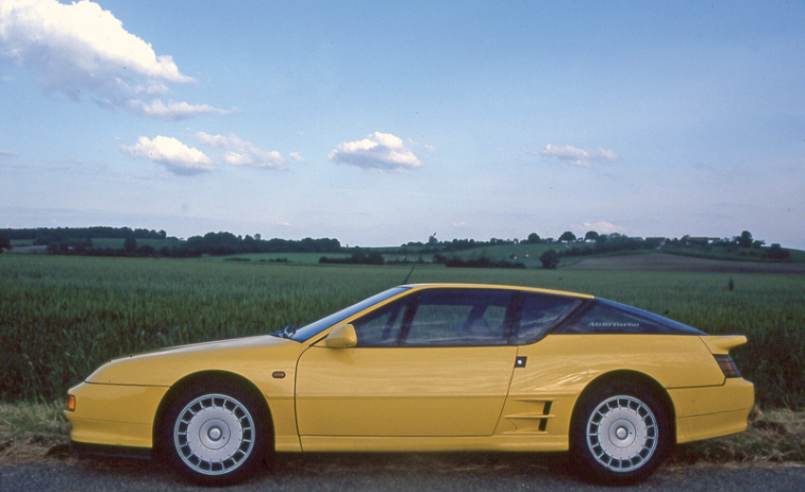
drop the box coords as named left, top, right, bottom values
left=700, top=335, right=748, bottom=355
left=323, top=324, right=358, bottom=348
left=67, top=382, right=168, bottom=447
left=296, top=344, right=518, bottom=437
left=64, top=283, right=753, bottom=456
left=669, top=378, right=754, bottom=443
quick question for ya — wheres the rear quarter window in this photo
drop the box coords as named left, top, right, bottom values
left=557, top=299, right=706, bottom=335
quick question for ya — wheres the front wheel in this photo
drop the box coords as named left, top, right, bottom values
left=161, top=382, right=268, bottom=484
left=571, top=383, right=671, bottom=485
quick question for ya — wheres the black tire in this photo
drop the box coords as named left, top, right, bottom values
left=159, top=381, right=269, bottom=485
left=570, top=381, right=671, bottom=485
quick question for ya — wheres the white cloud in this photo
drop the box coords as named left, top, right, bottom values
left=123, top=100, right=231, bottom=121
left=121, top=136, right=213, bottom=175
left=328, top=132, right=422, bottom=171
left=579, top=221, right=627, bottom=235
left=196, top=132, right=229, bottom=148
left=0, top=149, right=16, bottom=158
left=0, top=0, right=226, bottom=118
left=196, top=132, right=285, bottom=169
left=537, top=144, right=619, bottom=168
left=289, top=152, right=305, bottom=163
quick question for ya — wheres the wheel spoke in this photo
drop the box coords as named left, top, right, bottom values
left=173, top=393, right=256, bottom=477
left=585, top=394, right=658, bottom=473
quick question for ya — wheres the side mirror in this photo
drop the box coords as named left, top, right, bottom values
left=323, top=324, right=358, bottom=348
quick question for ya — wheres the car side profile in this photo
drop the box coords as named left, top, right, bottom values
left=65, top=284, right=754, bottom=485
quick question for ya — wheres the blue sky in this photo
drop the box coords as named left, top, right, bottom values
left=1, top=0, right=804, bottom=248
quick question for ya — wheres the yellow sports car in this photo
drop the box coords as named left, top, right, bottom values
left=65, top=284, right=753, bottom=485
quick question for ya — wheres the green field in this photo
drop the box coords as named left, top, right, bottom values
left=1, top=255, right=803, bottom=409
left=417, top=242, right=584, bottom=268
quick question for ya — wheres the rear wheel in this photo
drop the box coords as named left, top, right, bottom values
left=161, top=382, right=268, bottom=484
left=571, top=382, right=671, bottom=485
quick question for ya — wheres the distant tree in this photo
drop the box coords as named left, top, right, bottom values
left=768, top=243, right=790, bottom=260
left=539, top=249, right=560, bottom=269
left=585, top=231, right=600, bottom=242
left=136, top=245, right=157, bottom=257
left=558, top=231, right=576, bottom=243
left=526, top=233, right=541, bottom=244
left=735, top=230, right=753, bottom=248
left=0, top=233, right=10, bottom=253
left=123, top=236, right=138, bottom=252
left=319, top=251, right=384, bottom=265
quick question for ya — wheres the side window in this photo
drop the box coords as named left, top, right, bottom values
left=351, top=298, right=409, bottom=346
left=558, top=299, right=706, bottom=335
left=510, top=294, right=582, bottom=344
left=402, top=290, right=512, bottom=346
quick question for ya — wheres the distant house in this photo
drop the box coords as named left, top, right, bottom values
left=682, top=236, right=720, bottom=246
left=646, top=237, right=667, bottom=246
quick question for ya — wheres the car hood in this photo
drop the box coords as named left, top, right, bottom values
left=140, top=334, right=288, bottom=357
left=85, top=335, right=304, bottom=386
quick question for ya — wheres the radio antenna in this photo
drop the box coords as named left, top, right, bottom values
left=401, top=264, right=416, bottom=285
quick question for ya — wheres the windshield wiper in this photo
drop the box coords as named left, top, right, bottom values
left=271, top=324, right=297, bottom=339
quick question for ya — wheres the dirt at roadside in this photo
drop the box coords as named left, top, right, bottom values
left=0, top=434, right=72, bottom=465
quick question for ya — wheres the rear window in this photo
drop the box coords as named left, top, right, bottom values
left=557, top=299, right=706, bottom=335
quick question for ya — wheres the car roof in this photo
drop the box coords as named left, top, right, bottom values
left=400, top=283, right=594, bottom=300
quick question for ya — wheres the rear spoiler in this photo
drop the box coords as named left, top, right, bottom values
left=700, top=335, right=748, bottom=355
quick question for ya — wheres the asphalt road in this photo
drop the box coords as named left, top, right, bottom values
left=1, top=453, right=804, bottom=492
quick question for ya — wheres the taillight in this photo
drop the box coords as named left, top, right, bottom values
left=714, top=354, right=741, bottom=378
left=67, top=394, right=76, bottom=412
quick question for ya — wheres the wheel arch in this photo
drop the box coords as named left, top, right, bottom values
left=569, top=370, right=676, bottom=441
left=152, top=370, right=274, bottom=453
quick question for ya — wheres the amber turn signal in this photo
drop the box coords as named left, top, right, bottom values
left=66, top=394, right=76, bottom=412
left=714, top=355, right=741, bottom=378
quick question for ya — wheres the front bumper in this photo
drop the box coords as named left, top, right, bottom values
left=65, top=381, right=168, bottom=449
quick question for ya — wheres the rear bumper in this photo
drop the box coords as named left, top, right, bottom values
left=669, top=378, right=754, bottom=444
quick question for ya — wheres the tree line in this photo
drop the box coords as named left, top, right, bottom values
left=0, top=227, right=341, bottom=258
left=0, top=227, right=792, bottom=265
left=1, top=226, right=168, bottom=243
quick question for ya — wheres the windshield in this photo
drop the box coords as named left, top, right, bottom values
left=285, top=287, right=410, bottom=342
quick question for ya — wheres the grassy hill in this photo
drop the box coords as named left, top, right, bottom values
left=7, top=228, right=802, bottom=269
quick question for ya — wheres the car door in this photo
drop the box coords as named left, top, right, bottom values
left=295, top=288, right=519, bottom=438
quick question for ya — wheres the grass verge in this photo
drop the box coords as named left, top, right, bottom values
left=1, top=403, right=803, bottom=466
left=672, top=407, right=805, bottom=464
left=0, top=402, right=70, bottom=464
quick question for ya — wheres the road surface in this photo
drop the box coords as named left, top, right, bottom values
left=2, top=452, right=804, bottom=492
